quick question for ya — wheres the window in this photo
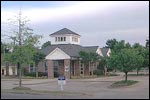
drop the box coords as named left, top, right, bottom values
left=55, top=37, right=57, bottom=42
left=72, top=37, right=78, bottom=42
left=80, top=63, right=84, bottom=74
left=30, top=63, right=35, bottom=72
left=64, top=37, right=66, bottom=41
left=61, top=37, right=63, bottom=41
left=58, top=37, right=60, bottom=41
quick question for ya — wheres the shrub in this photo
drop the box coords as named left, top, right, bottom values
left=24, top=72, right=36, bottom=77
left=38, top=72, right=48, bottom=77
left=93, top=70, right=104, bottom=76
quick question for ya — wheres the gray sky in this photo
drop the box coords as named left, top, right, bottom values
left=1, top=1, right=149, bottom=47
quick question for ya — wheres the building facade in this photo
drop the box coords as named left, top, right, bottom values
left=1, top=28, right=111, bottom=78
left=38, top=28, right=111, bottom=79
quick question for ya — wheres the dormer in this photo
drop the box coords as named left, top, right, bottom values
left=50, top=28, right=81, bottom=45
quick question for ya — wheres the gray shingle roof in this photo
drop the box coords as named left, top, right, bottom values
left=100, top=47, right=109, bottom=57
left=50, top=28, right=80, bottom=36
left=40, top=44, right=98, bottom=57
left=83, top=46, right=99, bottom=53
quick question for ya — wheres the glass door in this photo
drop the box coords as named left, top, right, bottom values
left=53, top=60, right=59, bottom=77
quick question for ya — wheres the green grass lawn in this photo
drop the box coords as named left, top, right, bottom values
left=127, top=73, right=149, bottom=76
left=110, top=80, right=138, bottom=88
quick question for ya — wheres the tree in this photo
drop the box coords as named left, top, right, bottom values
left=144, top=39, right=149, bottom=68
left=1, top=42, right=10, bottom=54
left=105, top=38, right=118, bottom=49
left=4, top=10, right=42, bottom=87
left=125, top=42, right=131, bottom=49
left=41, top=41, right=51, bottom=49
left=32, top=51, right=45, bottom=77
left=132, top=43, right=145, bottom=75
left=98, top=56, right=107, bottom=75
left=107, top=48, right=138, bottom=81
left=146, top=39, right=149, bottom=48
left=79, top=51, right=99, bottom=76
left=113, top=40, right=125, bottom=53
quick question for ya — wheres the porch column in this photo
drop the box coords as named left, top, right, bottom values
left=47, top=60, right=54, bottom=79
left=64, top=59, right=70, bottom=79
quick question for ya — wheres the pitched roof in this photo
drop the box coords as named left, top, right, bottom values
left=83, top=46, right=99, bottom=53
left=40, top=44, right=98, bottom=57
left=50, top=28, right=80, bottom=36
left=100, top=47, right=110, bottom=57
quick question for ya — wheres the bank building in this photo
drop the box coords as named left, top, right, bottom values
left=38, top=28, right=111, bottom=79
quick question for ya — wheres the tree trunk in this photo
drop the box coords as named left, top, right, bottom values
left=137, top=68, right=139, bottom=76
left=6, top=62, right=9, bottom=76
left=19, top=63, right=22, bottom=87
left=104, top=66, right=107, bottom=76
left=92, top=63, right=94, bottom=76
left=36, top=71, right=38, bottom=77
left=34, top=62, right=38, bottom=78
left=125, top=72, right=128, bottom=82
left=89, top=62, right=90, bottom=76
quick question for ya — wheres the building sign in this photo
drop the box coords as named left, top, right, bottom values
left=65, top=66, right=69, bottom=72
left=58, top=76, right=66, bottom=91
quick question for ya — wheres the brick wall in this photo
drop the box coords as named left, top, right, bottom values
left=64, top=59, right=70, bottom=79
left=58, top=60, right=64, bottom=76
left=37, top=60, right=45, bottom=72
left=74, top=60, right=80, bottom=76
left=47, top=60, right=54, bottom=78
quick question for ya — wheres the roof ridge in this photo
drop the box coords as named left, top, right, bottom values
left=50, top=28, right=80, bottom=36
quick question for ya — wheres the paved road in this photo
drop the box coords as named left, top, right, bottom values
left=1, top=92, right=90, bottom=99
left=1, top=74, right=149, bottom=99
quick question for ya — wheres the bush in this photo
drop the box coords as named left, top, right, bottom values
left=107, top=73, right=119, bottom=76
left=24, top=72, right=48, bottom=77
left=38, top=72, right=48, bottom=77
left=24, top=72, right=36, bottom=77
left=93, top=70, right=104, bottom=76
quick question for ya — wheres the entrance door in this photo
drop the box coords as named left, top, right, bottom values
left=53, top=60, right=64, bottom=78
left=53, top=61, right=59, bottom=77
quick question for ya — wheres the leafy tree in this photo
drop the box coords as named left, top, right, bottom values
left=113, top=40, right=125, bottom=53
left=105, top=38, right=118, bottom=49
left=125, top=42, right=131, bottom=49
left=144, top=48, right=149, bottom=68
left=132, top=43, right=145, bottom=75
left=4, top=11, right=42, bottom=87
left=1, top=42, right=10, bottom=54
left=79, top=51, right=90, bottom=65
left=32, top=51, right=45, bottom=77
left=41, top=41, right=51, bottom=49
left=79, top=51, right=99, bottom=76
left=146, top=39, right=149, bottom=48
left=107, top=48, right=139, bottom=81
left=98, top=57, right=108, bottom=75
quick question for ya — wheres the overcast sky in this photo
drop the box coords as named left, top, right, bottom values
left=1, top=1, right=149, bottom=47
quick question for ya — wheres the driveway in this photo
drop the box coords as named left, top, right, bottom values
left=1, top=74, right=149, bottom=99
